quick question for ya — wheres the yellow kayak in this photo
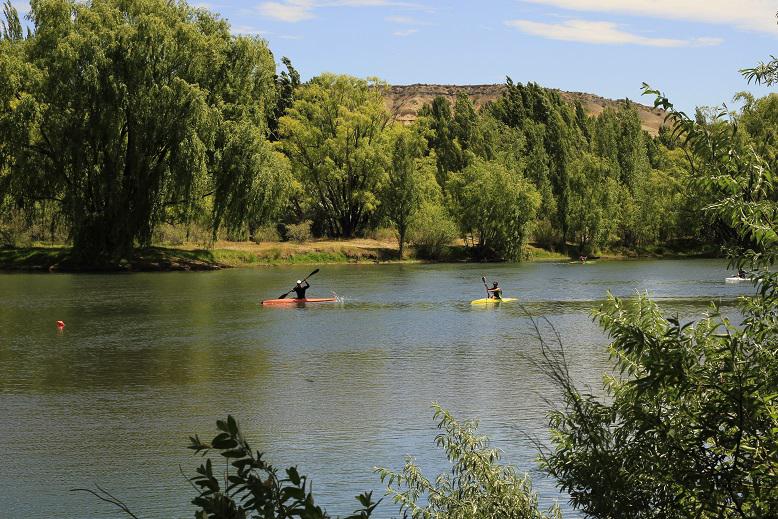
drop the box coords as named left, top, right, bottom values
left=471, top=297, right=518, bottom=305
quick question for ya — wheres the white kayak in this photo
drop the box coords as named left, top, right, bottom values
left=725, top=277, right=752, bottom=283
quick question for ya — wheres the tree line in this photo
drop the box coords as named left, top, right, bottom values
left=1, top=0, right=775, bottom=264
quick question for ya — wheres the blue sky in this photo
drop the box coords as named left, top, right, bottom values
left=13, top=0, right=778, bottom=111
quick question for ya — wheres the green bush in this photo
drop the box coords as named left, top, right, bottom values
left=0, top=220, right=19, bottom=248
left=286, top=221, right=312, bottom=243
left=407, top=203, right=457, bottom=260
left=185, top=416, right=380, bottom=519
left=252, top=225, right=281, bottom=244
left=376, top=404, right=561, bottom=519
left=152, top=223, right=187, bottom=246
left=532, top=218, right=561, bottom=251
left=368, top=227, right=397, bottom=244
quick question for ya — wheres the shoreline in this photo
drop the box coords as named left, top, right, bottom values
left=0, top=240, right=720, bottom=273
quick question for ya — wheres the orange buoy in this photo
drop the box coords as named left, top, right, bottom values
left=56, top=320, right=65, bottom=329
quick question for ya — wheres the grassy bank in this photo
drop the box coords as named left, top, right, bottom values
left=0, top=246, right=225, bottom=272
left=0, top=239, right=410, bottom=271
left=0, top=238, right=721, bottom=272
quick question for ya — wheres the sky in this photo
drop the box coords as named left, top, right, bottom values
left=12, top=0, right=778, bottom=111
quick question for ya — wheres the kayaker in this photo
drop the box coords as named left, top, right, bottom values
left=738, top=268, right=747, bottom=279
left=487, top=281, right=503, bottom=300
left=292, top=279, right=310, bottom=299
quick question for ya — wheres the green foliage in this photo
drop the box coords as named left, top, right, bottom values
left=0, top=0, right=280, bottom=262
left=0, top=0, right=22, bottom=40
left=418, top=96, right=464, bottom=187
left=542, top=289, right=778, bottom=518
left=268, top=57, right=300, bottom=141
left=381, top=126, right=440, bottom=257
left=279, top=74, right=390, bottom=238
left=564, top=153, right=619, bottom=254
left=448, top=159, right=540, bottom=261
left=188, top=415, right=380, bottom=519
left=644, top=89, right=777, bottom=253
left=407, top=202, right=458, bottom=260
left=251, top=225, right=281, bottom=244
left=620, top=167, right=683, bottom=246
left=2, top=2, right=771, bottom=263
left=541, top=47, right=778, bottom=519
left=591, top=104, right=650, bottom=188
left=376, top=404, right=561, bottom=519
left=285, top=220, right=312, bottom=243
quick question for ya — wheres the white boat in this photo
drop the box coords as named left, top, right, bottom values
left=725, top=276, right=753, bottom=283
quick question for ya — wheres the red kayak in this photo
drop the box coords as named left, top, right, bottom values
left=262, top=297, right=337, bottom=306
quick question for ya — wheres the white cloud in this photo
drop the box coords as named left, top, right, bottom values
left=385, top=15, right=430, bottom=25
left=258, top=1, right=315, bottom=22
left=505, top=19, right=723, bottom=47
left=693, top=36, right=725, bottom=47
left=258, top=0, right=431, bottom=22
left=393, top=28, right=418, bottom=36
left=232, top=25, right=267, bottom=35
left=521, top=0, right=778, bottom=35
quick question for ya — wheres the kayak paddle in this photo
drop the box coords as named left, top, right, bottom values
left=278, top=268, right=320, bottom=299
left=482, top=275, right=489, bottom=299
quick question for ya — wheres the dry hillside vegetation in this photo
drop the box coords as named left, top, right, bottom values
left=385, top=84, right=666, bottom=135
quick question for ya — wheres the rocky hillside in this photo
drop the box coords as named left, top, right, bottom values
left=385, top=84, right=667, bottom=136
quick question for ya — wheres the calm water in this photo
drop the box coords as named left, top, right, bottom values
left=0, top=260, right=756, bottom=518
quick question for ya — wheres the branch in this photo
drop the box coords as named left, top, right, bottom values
left=70, top=485, right=141, bottom=519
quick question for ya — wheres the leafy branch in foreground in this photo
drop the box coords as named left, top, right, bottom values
left=188, top=415, right=379, bottom=519
left=376, top=403, right=561, bottom=519
left=539, top=42, right=778, bottom=518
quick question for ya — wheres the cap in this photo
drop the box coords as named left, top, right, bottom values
left=297, top=280, right=302, bottom=284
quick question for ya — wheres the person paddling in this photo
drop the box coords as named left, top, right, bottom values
left=292, top=279, right=310, bottom=299
left=738, top=268, right=748, bottom=279
left=486, top=281, right=503, bottom=300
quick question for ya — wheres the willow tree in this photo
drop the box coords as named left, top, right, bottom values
left=0, top=0, right=285, bottom=261
left=279, top=74, right=390, bottom=238
left=448, top=158, right=540, bottom=261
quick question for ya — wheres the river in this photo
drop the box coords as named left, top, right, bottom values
left=0, top=259, right=755, bottom=518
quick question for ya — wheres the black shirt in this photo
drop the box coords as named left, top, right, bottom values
left=293, top=282, right=309, bottom=299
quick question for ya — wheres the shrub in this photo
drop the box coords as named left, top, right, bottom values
left=286, top=220, right=312, bottom=243
left=185, top=416, right=380, bottom=519
left=369, top=227, right=397, bottom=244
left=251, top=225, right=280, bottom=244
left=152, top=223, right=187, bottom=246
left=0, top=219, right=20, bottom=248
left=376, top=404, right=561, bottom=519
left=532, top=218, right=561, bottom=251
left=407, top=203, right=457, bottom=260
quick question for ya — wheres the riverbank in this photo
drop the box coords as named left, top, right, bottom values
left=0, top=239, right=417, bottom=271
left=0, top=239, right=718, bottom=272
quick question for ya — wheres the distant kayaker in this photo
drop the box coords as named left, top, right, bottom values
left=487, top=281, right=503, bottom=300
left=292, top=279, right=310, bottom=299
left=738, top=268, right=747, bottom=279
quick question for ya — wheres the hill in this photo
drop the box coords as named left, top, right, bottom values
left=385, top=84, right=667, bottom=135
